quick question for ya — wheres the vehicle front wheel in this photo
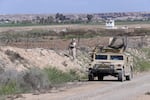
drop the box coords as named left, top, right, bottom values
left=88, top=74, right=94, bottom=81
left=126, top=67, right=133, bottom=81
left=118, top=70, right=124, bottom=82
left=126, top=75, right=131, bottom=81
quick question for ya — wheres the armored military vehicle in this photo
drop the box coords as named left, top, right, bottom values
left=88, top=37, right=133, bottom=81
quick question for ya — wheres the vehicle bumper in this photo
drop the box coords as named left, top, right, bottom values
left=89, top=68, right=122, bottom=75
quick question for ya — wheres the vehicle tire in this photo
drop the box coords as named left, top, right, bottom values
left=131, top=66, right=134, bottom=79
left=88, top=74, right=94, bottom=81
left=126, top=75, right=131, bottom=81
left=118, top=70, right=124, bottom=82
left=98, top=74, right=104, bottom=81
left=126, top=67, right=133, bottom=81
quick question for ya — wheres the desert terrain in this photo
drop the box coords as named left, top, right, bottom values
left=0, top=24, right=150, bottom=100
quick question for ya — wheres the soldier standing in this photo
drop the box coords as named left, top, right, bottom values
left=69, top=38, right=77, bottom=60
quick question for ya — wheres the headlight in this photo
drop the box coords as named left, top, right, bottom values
left=116, top=64, right=122, bottom=67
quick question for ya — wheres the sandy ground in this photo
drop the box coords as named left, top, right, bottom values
left=0, top=24, right=150, bottom=32
left=136, top=95, right=150, bottom=100
left=0, top=25, right=104, bottom=32
left=13, top=72, right=150, bottom=100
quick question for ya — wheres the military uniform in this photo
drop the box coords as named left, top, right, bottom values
left=69, top=39, right=76, bottom=60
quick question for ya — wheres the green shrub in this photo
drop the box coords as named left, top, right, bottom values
left=0, top=68, right=51, bottom=95
left=141, top=48, right=150, bottom=59
left=22, top=67, right=51, bottom=91
left=0, top=67, right=80, bottom=95
left=0, top=81, right=17, bottom=95
left=130, top=48, right=150, bottom=72
left=44, top=67, right=79, bottom=84
left=135, top=59, right=150, bottom=72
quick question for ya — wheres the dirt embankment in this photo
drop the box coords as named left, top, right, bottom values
left=0, top=46, right=85, bottom=73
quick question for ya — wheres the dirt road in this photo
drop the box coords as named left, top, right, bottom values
left=15, top=73, right=150, bottom=100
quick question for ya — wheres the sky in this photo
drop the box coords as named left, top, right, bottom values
left=0, top=0, right=150, bottom=14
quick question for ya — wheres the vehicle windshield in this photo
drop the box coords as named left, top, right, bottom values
left=110, top=55, right=123, bottom=60
left=95, top=55, right=107, bottom=60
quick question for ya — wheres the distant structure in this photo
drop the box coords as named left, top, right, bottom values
left=105, top=19, right=117, bottom=29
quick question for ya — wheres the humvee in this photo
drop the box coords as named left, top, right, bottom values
left=88, top=40, right=133, bottom=81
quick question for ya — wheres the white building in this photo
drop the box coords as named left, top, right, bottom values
left=106, top=19, right=117, bottom=29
